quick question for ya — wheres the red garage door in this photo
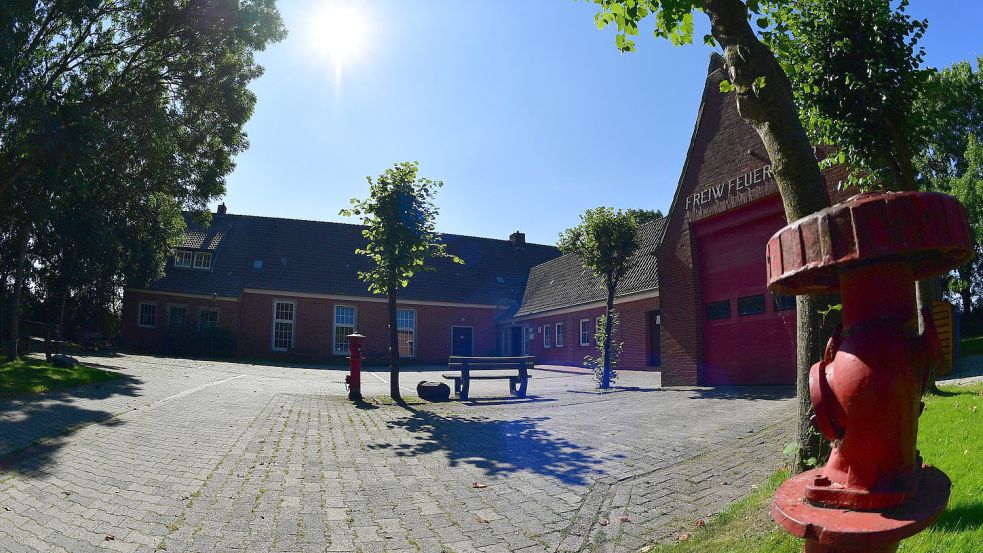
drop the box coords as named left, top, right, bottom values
left=695, top=197, right=797, bottom=385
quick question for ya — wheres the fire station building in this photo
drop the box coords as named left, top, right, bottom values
left=123, top=54, right=851, bottom=386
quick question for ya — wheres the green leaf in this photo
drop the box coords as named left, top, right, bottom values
left=719, top=80, right=735, bottom=93
left=754, top=76, right=766, bottom=90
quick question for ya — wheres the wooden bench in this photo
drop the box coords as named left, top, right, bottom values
left=442, top=356, right=534, bottom=400
left=81, top=332, right=113, bottom=351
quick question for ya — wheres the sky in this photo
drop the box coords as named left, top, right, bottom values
left=222, top=0, right=983, bottom=246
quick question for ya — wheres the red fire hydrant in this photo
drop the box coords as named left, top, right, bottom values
left=767, top=192, right=974, bottom=553
left=345, top=333, right=365, bottom=402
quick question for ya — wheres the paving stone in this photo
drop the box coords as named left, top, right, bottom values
left=0, top=354, right=794, bottom=552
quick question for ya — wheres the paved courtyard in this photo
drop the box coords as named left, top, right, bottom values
left=0, top=354, right=795, bottom=552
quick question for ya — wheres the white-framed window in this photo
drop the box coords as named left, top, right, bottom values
left=166, top=304, right=188, bottom=328
left=272, top=301, right=295, bottom=352
left=193, top=251, right=213, bottom=270
left=333, top=305, right=357, bottom=354
left=174, top=250, right=193, bottom=268
left=579, top=319, right=591, bottom=346
left=199, top=307, right=219, bottom=329
left=555, top=323, right=565, bottom=347
left=543, top=324, right=551, bottom=348
left=138, top=302, right=157, bottom=328
left=397, top=308, right=415, bottom=358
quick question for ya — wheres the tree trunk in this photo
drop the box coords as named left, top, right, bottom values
left=703, top=0, right=835, bottom=472
left=5, top=220, right=31, bottom=361
left=388, top=290, right=401, bottom=401
left=917, top=278, right=942, bottom=394
left=601, top=283, right=616, bottom=390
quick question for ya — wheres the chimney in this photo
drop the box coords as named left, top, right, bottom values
left=217, top=202, right=227, bottom=216
left=509, top=231, right=525, bottom=248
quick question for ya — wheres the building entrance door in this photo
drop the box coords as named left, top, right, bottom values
left=648, top=311, right=661, bottom=366
left=452, top=326, right=474, bottom=356
left=510, top=327, right=523, bottom=357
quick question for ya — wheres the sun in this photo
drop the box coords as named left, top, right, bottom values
left=305, top=3, right=372, bottom=68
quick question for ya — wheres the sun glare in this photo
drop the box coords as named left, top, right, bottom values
left=303, top=2, right=373, bottom=86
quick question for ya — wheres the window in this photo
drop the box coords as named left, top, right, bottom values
left=272, top=301, right=295, bottom=351
left=193, top=252, right=212, bottom=270
left=138, top=303, right=157, bottom=328
left=706, top=300, right=731, bottom=320
left=555, top=323, right=565, bottom=347
left=543, top=324, right=551, bottom=348
left=333, top=305, right=356, bottom=354
left=252, top=259, right=264, bottom=270
left=166, top=305, right=188, bottom=328
left=738, top=295, right=766, bottom=316
left=174, top=250, right=193, bottom=268
left=397, top=308, right=415, bottom=358
left=199, top=308, right=219, bottom=329
left=580, top=319, right=591, bottom=346
left=773, top=293, right=796, bottom=312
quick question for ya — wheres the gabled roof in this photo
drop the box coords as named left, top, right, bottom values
left=146, top=213, right=561, bottom=306
left=513, top=218, right=663, bottom=317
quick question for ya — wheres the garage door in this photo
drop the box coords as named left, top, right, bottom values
left=695, top=198, right=797, bottom=385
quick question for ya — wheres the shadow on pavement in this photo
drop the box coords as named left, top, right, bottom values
left=0, top=371, right=142, bottom=473
left=369, top=407, right=606, bottom=486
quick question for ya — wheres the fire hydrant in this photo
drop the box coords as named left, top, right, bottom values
left=345, top=333, right=365, bottom=402
left=767, top=192, right=974, bottom=553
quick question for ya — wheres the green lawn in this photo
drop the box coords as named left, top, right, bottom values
left=0, top=357, right=120, bottom=398
left=960, top=335, right=983, bottom=358
left=646, top=383, right=983, bottom=553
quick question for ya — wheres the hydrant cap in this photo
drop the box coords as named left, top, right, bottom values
left=766, top=192, right=974, bottom=295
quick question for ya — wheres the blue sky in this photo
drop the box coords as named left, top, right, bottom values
left=223, top=0, right=983, bottom=245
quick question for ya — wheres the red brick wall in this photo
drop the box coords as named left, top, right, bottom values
left=235, top=292, right=502, bottom=363
left=121, top=290, right=240, bottom=352
left=657, top=65, right=852, bottom=386
left=502, top=295, right=661, bottom=371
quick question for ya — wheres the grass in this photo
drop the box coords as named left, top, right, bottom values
left=646, top=383, right=983, bottom=553
left=959, top=335, right=983, bottom=358
left=0, top=357, right=120, bottom=398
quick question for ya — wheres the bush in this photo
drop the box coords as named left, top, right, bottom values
left=164, top=324, right=237, bottom=357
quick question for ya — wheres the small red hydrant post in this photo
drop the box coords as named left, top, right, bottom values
left=767, top=192, right=974, bottom=553
left=345, top=333, right=365, bottom=402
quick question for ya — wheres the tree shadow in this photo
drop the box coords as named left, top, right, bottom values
left=933, top=502, right=983, bottom=532
left=0, top=372, right=142, bottom=474
left=459, top=395, right=557, bottom=407
left=676, top=386, right=795, bottom=401
left=567, top=386, right=662, bottom=395
left=368, top=407, right=607, bottom=486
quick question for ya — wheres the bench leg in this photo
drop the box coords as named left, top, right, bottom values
left=460, top=376, right=470, bottom=401
left=516, top=376, right=528, bottom=398
left=453, top=378, right=462, bottom=397
left=509, top=377, right=519, bottom=397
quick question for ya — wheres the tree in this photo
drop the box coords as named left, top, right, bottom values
left=558, top=207, right=642, bottom=389
left=0, top=1, right=286, bottom=359
left=591, top=0, right=834, bottom=470
left=341, top=162, right=462, bottom=401
left=916, top=56, right=983, bottom=323
left=625, top=208, right=664, bottom=224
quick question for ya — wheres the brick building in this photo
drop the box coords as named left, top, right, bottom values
left=122, top=210, right=560, bottom=363
left=124, top=53, right=852, bottom=385
left=499, top=219, right=662, bottom=371
left=654, top=54, right=850, bottom=385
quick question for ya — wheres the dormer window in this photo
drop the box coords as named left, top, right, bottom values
left=193, top=252, right=212, bottom=270
left=174, top=250, right=193, bottom=268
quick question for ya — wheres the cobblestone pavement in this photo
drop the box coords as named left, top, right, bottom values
left=0, top=354, right=795, bottom=552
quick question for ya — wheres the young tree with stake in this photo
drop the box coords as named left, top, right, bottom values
left=341, top=162, right=462, bottom=402
left=558, top=207, right=642, bottom=389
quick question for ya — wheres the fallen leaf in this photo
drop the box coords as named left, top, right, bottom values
left=104, top=535, right=116, bottom=541
left=677, top=533, right=691, bottom=542
left=620, top=515, right=631, bottom=523
left=598, top=518, right=610, bottom=526
left=472, top=482, right=487, bottom=489
left=694, top=519, right=706, bottom=528
left=478, top=516, right=490, bottom=524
